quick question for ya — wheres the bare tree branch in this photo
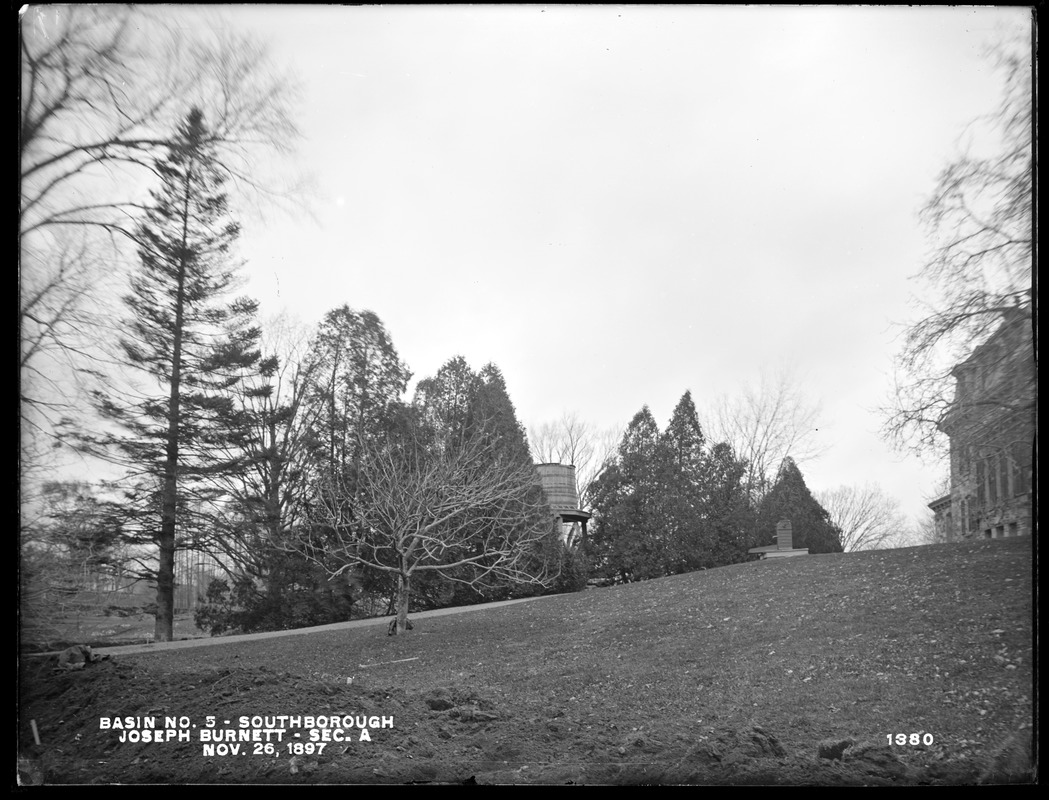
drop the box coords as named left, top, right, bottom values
left=529, top=412, right=622, bottom=509
left=300, top=431, right=556, bottom=634
left=705, top=367, right=827, bottom=502
left=883, top=28, right=1033, bottom=457
left=19, top=4, right=306, bottom=477
left=816, top=483, right=911, bottom=552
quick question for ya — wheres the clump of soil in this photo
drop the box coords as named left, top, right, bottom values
left=18, top=655, right=1008, bottom=785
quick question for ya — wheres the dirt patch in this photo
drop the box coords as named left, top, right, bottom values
left=18, top=654, right=1014, bottom=785
left=19, top=656, right=458, bottom=785
left=17, top=541, right=1035, bottom=785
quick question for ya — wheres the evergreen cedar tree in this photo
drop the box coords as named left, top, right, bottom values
left=92, top=108, right=263, bottom=641
left=588, top=392, right=754, bottom=583
left=250, top=355, right=560, bottom=636
left=464, top=364, right=535, bottom=469
left=403, top=359, right=557, bottom=611
left=412, top=356, right=477, bottom=450
left=339, top=357, right=557, bottom=634
left=756, top=457, right=845, bottom=554
left=304, top=305, right=412, bottom=490
left=588, top=406, right=663, bottom=582
left=196, top=349, right=575, bottom=635
left=193, top=307, right=413, bottom=636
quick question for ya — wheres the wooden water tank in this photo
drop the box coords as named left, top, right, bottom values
left=536, top=463, right=579, bottom=512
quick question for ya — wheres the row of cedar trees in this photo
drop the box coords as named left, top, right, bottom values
left=585, top=396, right=844, bottom=584
left=75, top=108, right=841, bottom=641
left=75, top=109, right=572, bottom=641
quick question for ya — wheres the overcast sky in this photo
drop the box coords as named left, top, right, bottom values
left=176, top=5, right=1029, bottom=526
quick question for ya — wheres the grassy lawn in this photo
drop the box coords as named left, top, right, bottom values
left=18, top=538, right=1034, bottom=785
left=22, top=610, right=208, bottom=652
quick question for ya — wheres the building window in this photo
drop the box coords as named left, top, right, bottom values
left=1012, top=442, right=1031, bottom=496
left=1002, top=450, right=1011, bottom=501
left=1008, top=523, right=1018, bottom=538
left=995, top=525, right=1005, bottom=539
left=989, top=456, right=1000, bottom=506
left=965, top=499, right=978, bottom=532
left=976, top=461, right=986, bottom=506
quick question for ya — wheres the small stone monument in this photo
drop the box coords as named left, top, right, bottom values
left=748, top=518, right=809, bottom=559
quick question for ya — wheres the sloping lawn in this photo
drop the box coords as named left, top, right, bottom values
left=18, top=538, right=1034, bottom=785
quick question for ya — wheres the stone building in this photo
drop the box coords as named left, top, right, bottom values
left=931, top=309, right=1035, bottom=540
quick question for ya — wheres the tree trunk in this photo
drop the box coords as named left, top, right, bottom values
left=155, top=532, right=175, bottom=641
left=393, top=571, right=411, bottom=635
left=155, top=162, right=192, bottom=643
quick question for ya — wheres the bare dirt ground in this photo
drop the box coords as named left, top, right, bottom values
left=16, top=539, right=1036, bottom=786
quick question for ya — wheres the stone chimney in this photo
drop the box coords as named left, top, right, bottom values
left=776, top=519, right=793, bottom=550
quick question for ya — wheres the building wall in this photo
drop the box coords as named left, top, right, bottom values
left=938, top=312, right=1035, bottom=541
left=928, top=496, right=952, bottom=542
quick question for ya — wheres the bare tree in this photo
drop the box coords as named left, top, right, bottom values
left=20, top=4, right=304, bottom=448
left=904, top=471, right=954, bottom=546
left=706, top=368, right=827, bottom=502
left=20, top=5, right=302, bottom=246
left=529, top=412, right=622, bottom=509
left=883, top=27, right=1033, bottom=457
left=816, top=483, right=911, bottom=552
left=20, top=233, right=107, bottom=440
left=910, top=509, right=952, bottom=546
left=303, top=433, right=556, bottom=635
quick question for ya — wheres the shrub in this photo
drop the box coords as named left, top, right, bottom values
left=193, top=557, right=358, bottom=635
left=549, top=543, right=590, bottom=594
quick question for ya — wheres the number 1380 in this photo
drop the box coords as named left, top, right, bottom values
left=888, top=733, right=934, bottom=746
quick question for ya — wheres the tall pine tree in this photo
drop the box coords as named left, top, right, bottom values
left=91, top=108, right=262, bottom=641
